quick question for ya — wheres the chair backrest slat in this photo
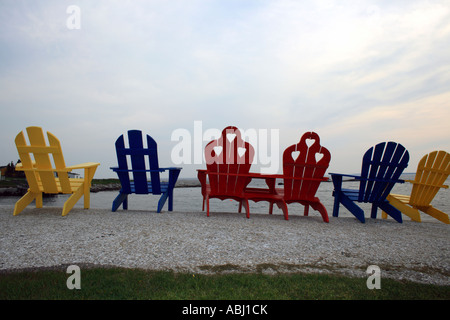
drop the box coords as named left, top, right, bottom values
left=283, top=132, right=331, bottom=201
left=27, top=127, right=59, bottom=193
left=47, top=132, right=72, bottom=193
left=15, top=127, right=73, bottom=194
left=147, top=134, right=161, bottom=194
left=128, top=130, right=149, bottom=194
left=115, top=135, right=132, bottom=194
left=359, top=141, right=409, bottom=203
left=15, top=131, right=41, bottom=193
left=410, top=150, right=449, bottom=207
left=205, top=126, right=254, bottom=196
left=114, top=130, right=161, bottom=195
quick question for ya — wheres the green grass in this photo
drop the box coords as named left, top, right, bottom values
left=1, top=267, right=449, bottom=300
left=91, top=178, right=120, bottom=185
left=0, top=177, right=27, bottom=187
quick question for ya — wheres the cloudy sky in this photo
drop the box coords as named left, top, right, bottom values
left=1, top=0, right=449, bottom=179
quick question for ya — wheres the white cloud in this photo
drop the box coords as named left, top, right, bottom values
left=321, top=91, right=450, bottom=173
left=1, top=0, right=449, bottom=178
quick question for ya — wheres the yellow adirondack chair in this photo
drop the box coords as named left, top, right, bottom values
left=13, top=126, right=100, bottom=216
left=383, top=150, right=449, bottom=224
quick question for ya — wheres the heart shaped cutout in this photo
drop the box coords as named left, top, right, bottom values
left=305, top=138, right=315, bottom=148
left=291, top=151, right=300, bottom=161
left=226, top=133, right=237, bottom=142
left=238, top=147, right=246, bottom=157
left=213, top=146, right=223, bottom=156
left=315, top=152, right=324, bottom=163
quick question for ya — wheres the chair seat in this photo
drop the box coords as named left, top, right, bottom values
left=33, top=178, right=85, bottom=194
left=128, top=181, right=169, bottom=194
left=341, top=188, right=360, bottom=201
left=389, top=193, right=411, bottom=204
left=341, top=188, right=393, bottom=203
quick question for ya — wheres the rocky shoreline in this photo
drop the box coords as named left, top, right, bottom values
left=0, top=179, right=201, bottom=196
left=90, top=180, right=201, bottom=192
left=0, top=184, right=29, bottom=196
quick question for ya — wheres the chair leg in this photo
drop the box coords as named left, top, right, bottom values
left=242, top=199, right=250, bottom=219
left=82, top=166, right=97, bottom=210
left=168, top=189, right=174, bottom=211
left=63, top=187, right=84, bottom=216
left=331, top=176, right=342, bottom=218
left=276, top=201, right=288, bottom=220
left=112, top=192, right=128, bottom=212
left=35, top=193, right=43, bottom=208
left=386, top=195, right=421, bottom=222
left=370, top=203, right=379, bottom=219
left=304, top=204, right=309, bottom=216
left=421, top=206, right=450, bottom=224
left=377, top=201, right=402, bottom=223
left=310, top=201, right=329, bottom=223
left=84, top=167, right=97, bottom=209
left=157, top=192, right=169, bottom=213
left=337, top=192, right=365, bottom=223
left=13, top=191, right=38, bottom=216
left=332, top=195, right=340, bottom=217
left=83, top=186, right=91, bottom=209
left=123, top=196, right=128, bottom=210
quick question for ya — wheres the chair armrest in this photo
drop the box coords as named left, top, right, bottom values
left=110, top=168, right=165, bottom=173
left=330, top=173, right=404, bottom=184
left=67, top=162, right=100, bottom=170
left=329, top=173, right=361, bottom=180
left=111, top=167, right=181, bottom=172
left=281, top=176, right=329, bottom=182
left=159, top=167, right=183, bottom=171
left=17, top=162, right=99, bottom=172
left=196, top=171, right=328, bottom=181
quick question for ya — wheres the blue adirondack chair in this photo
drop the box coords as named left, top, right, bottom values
left=330, top=141, right=409, bottom=223
left=110, top=130, right=182, bottom=212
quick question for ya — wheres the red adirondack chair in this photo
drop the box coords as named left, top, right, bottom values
left=197, top=126, right=255, bottom=217
left=244, top=132, right=331, bottom=222
left=282, top=132, right=331, bottom=221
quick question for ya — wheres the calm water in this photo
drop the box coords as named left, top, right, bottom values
left=1, top=175, right=448, bottom=223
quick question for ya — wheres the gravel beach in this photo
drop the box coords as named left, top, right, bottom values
left=0, top=206, right=449, bottom=286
